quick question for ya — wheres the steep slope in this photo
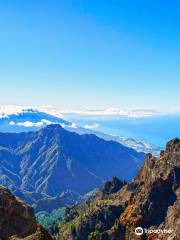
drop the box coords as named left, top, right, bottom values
left=0, top=124, right=144, bottom=208
left=58, top=138, right=180, bottom=240
left=0, top=185, right=52, bottom=240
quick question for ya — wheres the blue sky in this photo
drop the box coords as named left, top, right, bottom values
left=0, top=0, right=179, bottom=110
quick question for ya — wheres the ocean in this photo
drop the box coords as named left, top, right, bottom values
left=69, top=115, right=180, bottom=148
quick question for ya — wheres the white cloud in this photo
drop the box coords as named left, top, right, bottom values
left=60, top=108, right=161, bottom=118
left=41, top=119, right=53, bottom=125
left=9, top=121, right=15, bottom=125
left=0, top=105, right=64, bottom=119
left=9, top=118, right=75, bottom=129
left=84, top=123, right=99, bottom=129
left=67, top=123, right=78, bottom=129
left=1, top=105, right=180, bottom=120
left=0, top=105, right=25, bottom=116
left=11, top=121, right=43, bottom=127
left=9, top=119, right=54, bottom=128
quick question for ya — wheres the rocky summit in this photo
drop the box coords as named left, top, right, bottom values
left=0, top=185, right=52, bottom=240
left=57, top=138, right=180, bottom=240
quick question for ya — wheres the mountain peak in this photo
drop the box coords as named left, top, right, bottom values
left=40, top=124, right=67, bottom=138
left=166, top=138, right=180, bottom=152
left=43, top=123, right=64, bottom=131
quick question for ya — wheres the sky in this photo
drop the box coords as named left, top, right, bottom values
left=0, top=0, right=179, bottom=110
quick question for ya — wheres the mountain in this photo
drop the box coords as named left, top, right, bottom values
left=34, top=190, right=83, bottom=213
left=0, top=108, right=70, bottom=132
left=0, top=107, right=160, bottom=155
left=0, top=185, right=52, bottom=240
left=0, top=124, right=144, bottom=211
left=58, top=138, right=180, bottom=240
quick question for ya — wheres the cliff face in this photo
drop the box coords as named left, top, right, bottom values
left=58, top=138, right=180, bottom=240
left=0, top=186, right=52, bottom=240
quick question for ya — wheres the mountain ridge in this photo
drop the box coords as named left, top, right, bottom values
left=58, top=138, right=180, bottom=240
left=0, top=124, right=144, bottom=211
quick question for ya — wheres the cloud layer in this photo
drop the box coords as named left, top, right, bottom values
left=1, top=105, right=180, bottom=120
left=60, top=108, right=160, bottom=118
left=9, top=119, right=53, bottom=128
left=84, top=123, right=99, bottom=129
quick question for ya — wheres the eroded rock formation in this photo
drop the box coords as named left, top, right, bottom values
left=0, top=186, right=52, bottom=240
left=58, top=138, right=180, bottom=240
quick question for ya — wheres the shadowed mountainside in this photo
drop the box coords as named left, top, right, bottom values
left=0, top=124, right=144, bottom=211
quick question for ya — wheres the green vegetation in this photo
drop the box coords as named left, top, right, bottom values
left=0, top=185, right=11, bottom=194
left=88, top=230, right=100, bottom=240
left=36, top=207, right=65, bottom=230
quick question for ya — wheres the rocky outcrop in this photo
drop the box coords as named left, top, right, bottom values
left=0, top=185, right=53, bottom=240
left=58, top=138, right=180, bottom=240
left=95, top=177, right=127, bottom=199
